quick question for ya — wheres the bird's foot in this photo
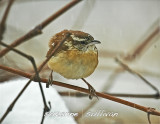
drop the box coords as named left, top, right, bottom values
left=46, top=70, right=53, bottom=88
left=81, top=78, right=98, bottom=100
left=87, top=83, right=99, bottom=100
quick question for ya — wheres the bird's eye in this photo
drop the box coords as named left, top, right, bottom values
left=81, top=41, right=86, bottom=44
left=85, top=37, right=90, bottom=41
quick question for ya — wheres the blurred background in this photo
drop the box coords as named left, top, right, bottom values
left=0, top=0, right=160, bottom=124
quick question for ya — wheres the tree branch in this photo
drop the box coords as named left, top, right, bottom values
left=115, top=58, right=160, bottom=96
left=0, top=32, right=71, bottom=123
left=0, top=0, right=81, bottom=57
left=0, top=0, right=15, bottom=41
left=58, top=91, right=160, bottom=99
left=0, top=64, right=160, bottom=116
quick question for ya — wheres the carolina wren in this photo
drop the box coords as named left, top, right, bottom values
left=47, top=30, right=100, bottom=99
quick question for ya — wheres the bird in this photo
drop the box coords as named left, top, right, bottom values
left=46, top=30, right=101, bottom=99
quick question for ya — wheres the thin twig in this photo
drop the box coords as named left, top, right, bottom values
left=0, top=0, right=15, bottom=41
left=35, top=31, right=71, bottom=123
left=39, top=82, right=50, bottom=124
left=0, top=65, right=160, bottom=116
left=0, top=0, right=81, bottom=121
left=0, top=79, right=31, bottom=123
left=0, top=0, right=81, bottom=122
left=0, top=41, right=40, bottom=81
left=124, top=26, right=160, bottom=61
left=99, top=23, right=160, bottom=60
left=0, top=41, right=50, bottom=124
left=0, top=0, right=81, bottom=57
left=115, top=58, right=160, bottom=97
left=75, top=70, right=122, bottom=121
left=0, top=33, right=71, bottom=123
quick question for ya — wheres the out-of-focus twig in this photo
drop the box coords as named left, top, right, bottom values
left=115, top=58, right=160, bottom=97
left=0, top=0, right=15, bottom=41
left=59, top=91, right=160, bottom=99
left=125, top=26, right=160, bottom=61
left=99, top=50, right=124, bottom=58
left=0, top=0, right=81, bottom=57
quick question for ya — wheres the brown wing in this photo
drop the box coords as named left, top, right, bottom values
left=46, top=30, right=70, bottom=58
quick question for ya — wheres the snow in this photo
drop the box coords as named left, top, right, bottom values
left=0, top=78, right=77, bottom=124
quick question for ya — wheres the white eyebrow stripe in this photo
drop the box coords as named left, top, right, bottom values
left=71, top=35, right=86, bottom=41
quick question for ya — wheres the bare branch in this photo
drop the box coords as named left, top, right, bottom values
left=0, top=0, right=15, bottom=40
left=59, top=91, right=160, bottom=99
left=0, top=0, right=81, bottom=57
left=0, top=64, right=160, bottom=116
left=115, top=58, right=160, bottom=96
left=124, top=26, right=160, bottom=61
left=0, top=33, right=71, bottom=123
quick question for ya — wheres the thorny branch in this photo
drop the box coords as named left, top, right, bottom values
left=0, top=64, right=160, bottom=117
left=0, top=0, right=81, bottom=57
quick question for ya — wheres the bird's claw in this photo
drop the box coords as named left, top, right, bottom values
left=87, top=84, right=99, bottom=100
left=46, top=71, right=53, bottom=88
left=46, top=77, right=52, bottom=88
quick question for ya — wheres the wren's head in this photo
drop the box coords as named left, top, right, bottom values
left=69, top=31, right=101, bottom=51
left=48, top=30, right=101, bottom=55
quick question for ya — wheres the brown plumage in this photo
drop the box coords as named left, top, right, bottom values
left=47, top=30, right=100, bottom=79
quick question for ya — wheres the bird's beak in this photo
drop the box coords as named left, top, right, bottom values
left=87, top=40, right=101, bottom=46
